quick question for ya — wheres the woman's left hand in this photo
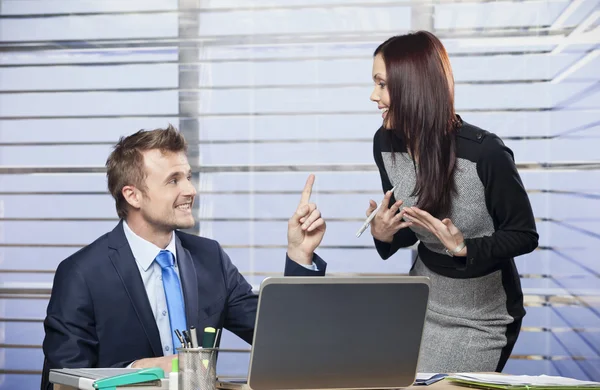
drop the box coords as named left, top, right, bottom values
left=403, top=206, right=467, bottom=257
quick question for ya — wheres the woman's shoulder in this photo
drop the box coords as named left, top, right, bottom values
left=373, top=126, right=385, bottom=143
left=456, top=120, right=495, bottom=143
left=456, top=120, right=508, bottom=160
left=372, top=126, right=390, bottom=152
left=373, top=126, right=405, bottom=153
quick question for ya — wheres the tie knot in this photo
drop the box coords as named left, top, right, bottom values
left=155, top=250, right=175, bottom=269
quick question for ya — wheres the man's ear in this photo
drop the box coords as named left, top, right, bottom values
left=122, top=185, right=142, bottom=210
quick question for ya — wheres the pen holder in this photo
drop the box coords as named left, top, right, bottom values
left=177, top=347, right=218, bottom=390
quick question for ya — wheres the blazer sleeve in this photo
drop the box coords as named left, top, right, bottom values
left=221, top=245, right=326, bottom=344
left=464, top=134, right=539, bottom=271
left=220, top=245, right=258, bottom=345
left=284, top=254, right=327, bottom=276
left=42, top=260, right=117, bottom=386
left=372, top=129, right=418, bottom=259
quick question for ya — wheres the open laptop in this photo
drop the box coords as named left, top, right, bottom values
left=217, top=276, right=430, bottom=390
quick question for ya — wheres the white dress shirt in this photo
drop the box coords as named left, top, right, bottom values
left=123, top=221, right=318, bottom=364
left=123, top=221, right=181, bottom=356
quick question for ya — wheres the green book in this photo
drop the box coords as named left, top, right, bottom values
left=93, top=367, right=165, bottom=390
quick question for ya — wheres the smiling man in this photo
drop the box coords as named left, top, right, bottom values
left=41, top=125, right=327, bottom=389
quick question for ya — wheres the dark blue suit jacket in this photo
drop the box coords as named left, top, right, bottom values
left=41, top=221, right=326, bottom=389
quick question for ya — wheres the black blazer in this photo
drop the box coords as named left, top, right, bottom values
left=41, top=221, right=326, bottom=389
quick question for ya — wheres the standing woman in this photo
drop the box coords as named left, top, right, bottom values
left=367, top=31, right=538, bottom=372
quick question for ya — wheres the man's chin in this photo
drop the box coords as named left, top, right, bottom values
left=174, top=217, right=196, bottom=230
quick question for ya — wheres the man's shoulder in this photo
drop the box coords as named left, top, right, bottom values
left=57, top=232, right=111, bottom=274
left=58, top=228, right=226, bottom=274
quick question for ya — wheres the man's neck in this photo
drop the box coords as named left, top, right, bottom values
left=125, top=215, right=173, bottom=249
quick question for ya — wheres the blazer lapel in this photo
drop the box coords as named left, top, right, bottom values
left=108, top=221, right=163, bottom=357
left=175, top=234, right=199, bottom=329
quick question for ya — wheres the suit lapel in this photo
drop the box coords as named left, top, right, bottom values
left=175, top=234, right=199, bottom=329
left=108, top=221, right=163, bottom=357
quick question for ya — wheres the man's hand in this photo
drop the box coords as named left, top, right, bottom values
left=131, top=355, right=174, bottom=374
left=287, top=174, right=326, bottom=265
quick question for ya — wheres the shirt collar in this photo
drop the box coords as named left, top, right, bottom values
left=123, top=220, right=177, bottom=272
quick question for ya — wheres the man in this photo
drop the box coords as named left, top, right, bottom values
left=41, top=125, right=327, bottom=389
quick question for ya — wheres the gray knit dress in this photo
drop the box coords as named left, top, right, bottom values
left=372, top=119, right=538, bottom=372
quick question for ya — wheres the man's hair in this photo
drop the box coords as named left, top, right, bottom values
left=106, top=124, right=188, bottom=219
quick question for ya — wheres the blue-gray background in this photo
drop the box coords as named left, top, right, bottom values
left=0, top=0, right=599, bottom=389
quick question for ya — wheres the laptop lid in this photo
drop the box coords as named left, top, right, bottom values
left=247, top=276, right=430, bottom=390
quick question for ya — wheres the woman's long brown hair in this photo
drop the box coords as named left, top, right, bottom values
left=375, top=31, right=460, bottom=217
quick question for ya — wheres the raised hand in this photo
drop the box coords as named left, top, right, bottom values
left=287, top=174, right=326, bottom=265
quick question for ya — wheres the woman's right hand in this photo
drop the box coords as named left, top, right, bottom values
left=367, top=189, right=413, bottom=243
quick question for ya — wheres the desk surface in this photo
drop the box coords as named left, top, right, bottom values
left=54, top=378, right=465, bottom=390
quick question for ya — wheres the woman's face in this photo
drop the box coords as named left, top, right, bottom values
left=370, top=53, right=391, bottom=128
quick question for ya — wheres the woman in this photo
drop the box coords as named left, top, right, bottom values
left=366, top=31, right=538, bottom=373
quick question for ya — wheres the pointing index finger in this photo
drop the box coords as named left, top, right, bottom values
left=299, top=174, right=315, bottom=206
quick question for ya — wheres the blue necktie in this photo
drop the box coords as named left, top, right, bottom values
left=155, top=250, right=187, bottom=353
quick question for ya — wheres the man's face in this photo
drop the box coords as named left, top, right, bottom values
left=137, top=149, right=196, bottom=232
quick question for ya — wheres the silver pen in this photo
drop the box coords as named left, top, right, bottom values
left=190, top=326, right=199, bottom=348
left=355, top=185, right=398, bottom=238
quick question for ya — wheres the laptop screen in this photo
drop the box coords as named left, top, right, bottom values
left=247, top=277, right=430, bottom=390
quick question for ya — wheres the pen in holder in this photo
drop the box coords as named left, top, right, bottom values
left=177, top=347, right=218, bottom=390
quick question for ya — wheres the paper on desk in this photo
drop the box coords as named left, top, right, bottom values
left=447, top=373, right=600, bottom=389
